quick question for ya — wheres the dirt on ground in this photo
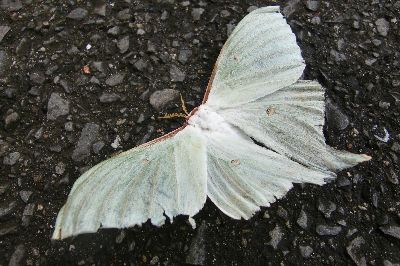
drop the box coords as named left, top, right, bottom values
left=0, top=0, right=399, bottom=265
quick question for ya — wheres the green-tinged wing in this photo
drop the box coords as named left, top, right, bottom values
left=219, top=80, right=370, bottom=172
left=206, top=6, right=305, bottom=108
left=52, top=126, right=207, bottom=240
left=206, top=131, right=334, bottom=220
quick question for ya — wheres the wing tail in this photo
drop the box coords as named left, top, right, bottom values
left=220, top=80, right=370, bottom=173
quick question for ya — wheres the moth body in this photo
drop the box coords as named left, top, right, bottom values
left=188, top=105, right=248, bottom=141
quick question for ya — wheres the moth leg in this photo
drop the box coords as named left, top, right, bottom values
left=158, top=112, right=187, bottom=119
left=180, top=94, right=189, bottom=115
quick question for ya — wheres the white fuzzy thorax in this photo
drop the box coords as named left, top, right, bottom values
left=188, top=105, right=248, bottom=140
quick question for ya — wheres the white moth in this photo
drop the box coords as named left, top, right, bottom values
left=52, top=6, right=371, bottom=240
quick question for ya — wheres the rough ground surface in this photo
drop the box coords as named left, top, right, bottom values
left=0, top=0, right=399, bottom=265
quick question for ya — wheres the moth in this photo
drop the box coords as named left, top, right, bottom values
left=52, top=6, right=370, bottom=240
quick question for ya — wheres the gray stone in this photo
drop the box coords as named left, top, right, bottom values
left=384, top=260, right=400, bottom=266
left=29, top=72, right=45, bottom=85
left=375, top=18, right=390, bottom=37
left=107, top=26, right=120, bottom=36
left=0, top=201, right=16, bottom=218
left=178, top=49, right=192, bottom=64
left=220, top=10, right=230, bottom=17
left=170, top=65, right=185, bottom=82
left=55, top=162, right=66, bottom=175
left=3, top=152, right=20, bottom=165
left=161, top=10, right=168, bottom=20
left=0, top=50, right=10, bottom=75
left=21, top=203, right=35, bottom=226
left=8, top=244, right=25, bottom=266
left=0, top=183, right=9, bottom=195
left=191, top=8, right=205, bottom=21
left=268, top=225, right=284, bottom=250
left=136, top=126, right=155, bottom=145
left=117, top=36, right=129, bottom=53
left=150, top=256, right=159, bottom=265
left=67, top=8, right=88, bottom=20
left=318, top=200, right=336, bottom=218
left=282, top=0, right=300, bottom=17
left=297, top=209, right=308, bottom=229
left=299, top=245, right=313, bottom=258
left=149, top=89, right=180, bottom=111
left=247, top=6, right=258, bottom=13
left=330, top=49, right=347, bottom=62
left=105, top=74, right=125, bottom=86
left=90, top=76, right=100, bottom=85
left=380, top=225, right=400, bottom=240
left=59, top=79, right=71, bottom=93
left=226, top=23, right=235, bottom=37
left=134, top=59, right=148, bottom=72
left=92, top=61, right=106, bottom=73
left=326, top=99, right=349, bottom=131
left=346, top=237, right=367, bottom=266
left=305, top=0, right=320, bottom=11
left=277, top=206, right=288, bottom=220
left=186, top=221, right=206, bottom=265
left=4, top=112, right=19, bottom=128
left=92, top=141, right=105, bottom=154
left=99, top=92, right=121, bottom=103
left=115, top=230, right=126, bottom=244
left=94, top=4, right=106, bottom=16
left=15, top=37, right=29, bottom=55
left=0, top=221, right=18, bottom=236
left=0, top=0, right=22, bottom=11
left=311, top=16, right=321, bottom=25
left=47, top=93, right=70, bottom=120
left=117, top=8, right=131, bottom=20
left=316, top=225, right=342, bottom=236
left=19, top=191, right=32, bottom=203
left=0, top=26, right=10, bottom=43
left=64, top=122, right=74, bottom=132
left=72, top=123, right=100, bottom=162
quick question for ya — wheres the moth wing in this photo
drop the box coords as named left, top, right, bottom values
left=52, top=126, right=207, bottom=240
left=206, top=131, right=334, bottom=219
left=219, top=80, right=370, bottom=172
left=205, top=6, right=304, bottom=108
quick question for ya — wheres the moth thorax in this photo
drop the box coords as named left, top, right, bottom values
left=188, top=105, right=238, bottom=136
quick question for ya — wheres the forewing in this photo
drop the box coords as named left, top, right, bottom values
left=53, top=126, right=207, bottom=240
left=206, top=131, right=334, bottom=220
left=219, top=80, right=370, bottom=172
left=205, top=6, right=304, bottom=108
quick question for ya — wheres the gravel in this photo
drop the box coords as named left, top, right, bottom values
left=71, top=123, right=100, bottom=162
left=47, top=93, right=70, bottom=121
left=299, top=245, right=313, bottom=258
left=346, top=236, right=367, bottom=266
left=375, top=18, right=390, bottom=36
left=380, top=225, right=400, bottom=240
left=316, top=225, right=342, bottom=236
left=105, top=74, right=125, bottom=87
left=0, top=25, right=10, bottom=43
left=186, top=222, right=206, bottom=265
left=1, top=0, right=399, bottom=264
left=3, top=152, right=20, bottom=166
left=268, top=225, right=284, bottom=250
left=169, top=65, right=186, bottom=82
left=149, top=89, right=180, bottom=111
left=67, top=8, right=88, bottom=20
left=99, top=93, right=121, bottom=103
left=8, top=244, right=25, bottom=266
left=297, top=208, right=308, bottom=229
